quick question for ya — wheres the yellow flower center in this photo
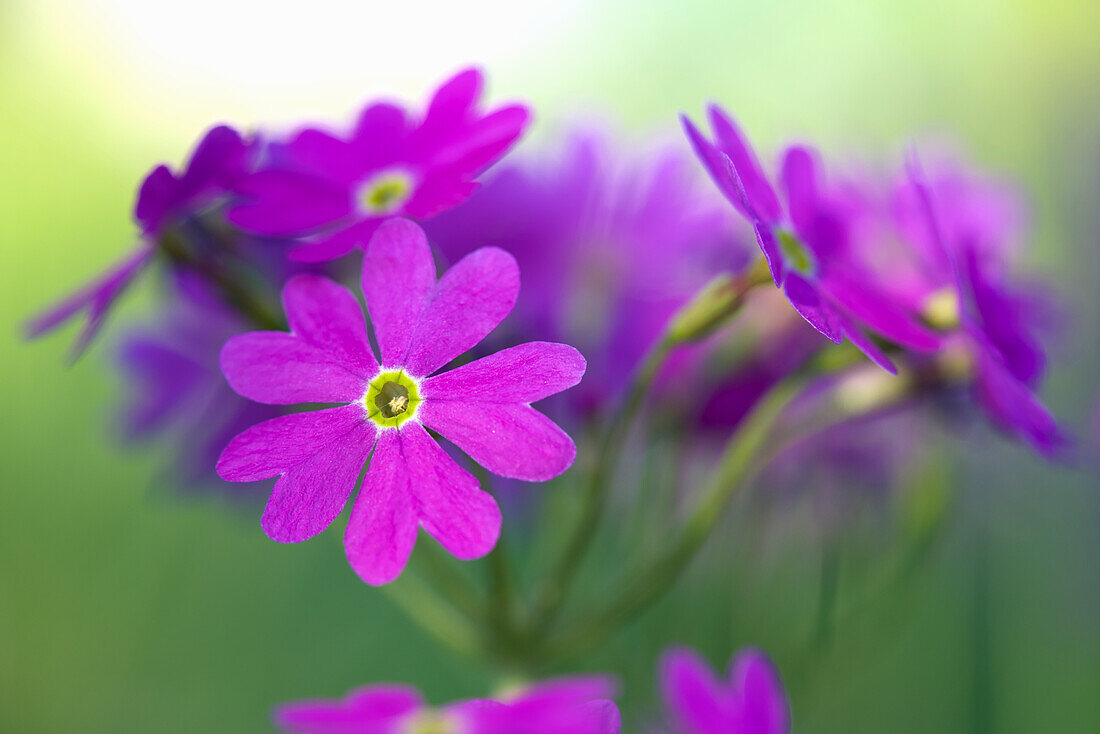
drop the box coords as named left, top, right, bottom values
left=406, top=709, right=458, bottom=734
left=363, top=369, right=421, bottom=428
left=357, top=170, right=414, bottom=215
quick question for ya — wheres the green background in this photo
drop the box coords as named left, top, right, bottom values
left=2, top=1, right=1098, bottom=732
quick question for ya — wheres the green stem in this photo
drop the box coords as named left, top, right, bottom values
left=158, top=229, right=284, bottom=330
left=379, top=574, right=482, bottom=661
left=414, top=541, right=485, bottom=625
left=813, top=541, right=841, bottom=649
left=526, top=334, right=675, bottom=632
left=535, top=374, right=805, bottom=663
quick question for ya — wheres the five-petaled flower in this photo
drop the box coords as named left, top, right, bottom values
left=275, top=676, right=620, bottom=734
left=681, top=106, right=941, bottom=372
left=216, top=218, right=585, bottom=584
left=228, top=68, right=530, bottom=263
left=26, top=125, right=252, bottom=358
left=659, top=646, right=791, bottom=734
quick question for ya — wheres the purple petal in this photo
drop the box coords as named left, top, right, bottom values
left=404, top=247, right=519, bottom=377
left=350, top=102, right=410, bottom=168
left=660, top=648, right=731, bottom=732
left=401, top=174, right=479, bottom=220
left=283, top=274, right=379, bottom=374
left=344, top=423, right=501, bottom=584
left=973, top=344, right=1072, bottom=459
left=285, top=128, right=362, bottom=184
left=681, top=114, right=757, bottom=220
left=780, top=145, right=819, bottom=241
left=133, top=165, right=178, bottom=235
left=216, top=405, right=375, bottom=542
left=419, top=400, right=577, bottom=481
left=432, top=104, right=531, bottom=174
left=403, top=422, right=501, bottom=559
left=783, top=274, right=843, bottom=343
left=274, top=684, right=423, bottom=733
left=729, top=649, right=790, bottom=734
left=289, top=218, right=381, bottom=263
left=754, top=223, right=786, bottom=286
left=177, top=124, right=249, bottom=193
left=220, top=332, right=372, bottom=405
left=216, top=404, right=369, bottom=482
left=25, top=244, right=155, bottom=360
left=344, top=430, right=420, bottom=586
left=421, top=342, right=586, bottom=404
left=361, top=218, right=438, bottom=366
left=823, top=273, right=942, bottom=353
left=836, top=311, right=898, bottom=374
left=706, top=105, right=782, bottom=223
left=229, top=170, right=351, bottom=235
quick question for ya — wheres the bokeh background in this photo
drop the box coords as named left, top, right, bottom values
left=2, top=1, right=1099, bottom=732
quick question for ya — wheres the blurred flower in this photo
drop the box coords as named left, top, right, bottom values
left=899, top=159, right=1071, bottom=457
left=116, top=274, right=280, bottom=491
left=229, top=68, right=529, bottom=263
left=275, top=676, right=620, bottom=734
left=659, top=646, right=790, bottom=734
left=681, top=106, right=942, bottom=372
left=425, top=129, right=749, bottom=418
left=216, top=219, right=585, bottom=584
left=26, top=125, right=253, bottom=359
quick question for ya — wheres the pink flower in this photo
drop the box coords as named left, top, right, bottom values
left=229, top=68, right=530, bottom=263
left=274, top=676, right=620, bottom=734
left=681, top=106, right=941, bottom=372
left=660, top=647, right=790, bottom=734
left=216, top=219, right=584, bottom=584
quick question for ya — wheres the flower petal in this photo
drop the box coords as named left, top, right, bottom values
left=228, top=169, right=351, bottom=235
left=404, top=247, right=519, bottom=377
left=780, top=145, right=819, bottom=241
left=289, top=219, right=382, bottom=263
left=216, top=405, right=374, bottom=542
left=706, top=105, right=782, bottom=223
left=216, top=404, right=369, bottom=482
left=282, top=274, right=379, bottom=374
left=835, top=310, right=898, bottom=374
left=361, top=218, right=438, bottom=366
left=402, top=423, right=501, bottom=559
left=345, top=423, right=501, bottom=584
left=730, top=649, right=790, bottom=734
left=286, top=128, right=361, bottom=184
left=783, top=274, right=843, bottom=343
left=660, top=648, right=731, bottom=732
left=220, top=332, right=371, bottom=405
left=420, top=342, right=586, bottom=404
left=344, top=430, right=420, bottom=586
left=753, top=222, right=786, bottom=286
left=274, top=684, right=423, bottom=731
left=823, top=273, right=942, bottom=353
left=681, top=114, right=756, bottom=220
left=419, top=400, right=576, bottom=481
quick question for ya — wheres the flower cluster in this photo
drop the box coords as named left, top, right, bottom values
left=28, top=64, right=1079, bottom=733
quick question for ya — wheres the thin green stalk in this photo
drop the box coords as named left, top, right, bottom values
left=525, top=264, right=770, bottom=637
left=158, top=229, right=284, bottom=330
left=535, top=375, right=805, bottom=663
left=526, top=334, right=675, bottom=632
left=813, top=542, right=841, bottom=649
left=379, top=574, right=482, bottom=661
left=414, top=540, right=485, bottom=625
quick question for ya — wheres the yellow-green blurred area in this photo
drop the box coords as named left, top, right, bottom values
left=2, top=1, right=1099, bottom=732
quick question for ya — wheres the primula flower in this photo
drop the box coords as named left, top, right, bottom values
left=228, top=68, right=529, bottom=263
left=900, top=160, right=1070, bottom=457
left=659, top=647, right=790, bottom=734
left=425, top=129, right=747, bottom=417
left=275, top=676, right=620, bottom=734
left=216, top=218, right=584, bottom=584
left=26, top=125, right=252, bottom=358
left=681, top=106, right=941, bottom=372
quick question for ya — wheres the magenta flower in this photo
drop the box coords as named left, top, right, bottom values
left=26, top=125, right=252, bottom=358
left=275, top=676, right=619, bottom=734
left=902, top=160, right=1070, bottom=457
left=659, top=647, right=790, bottom=734
left=216, top=218, right=584, bottom=584
left=681, top=106, right=941, bottom=372
left=228, top=68, right=530, bottom=263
